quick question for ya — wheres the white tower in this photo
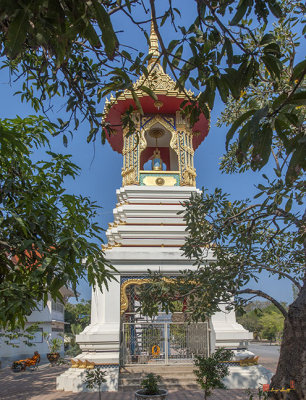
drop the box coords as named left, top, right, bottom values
left=57, top=22, right=253, bottom=393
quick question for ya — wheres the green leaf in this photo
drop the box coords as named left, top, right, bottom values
left=288, top=91, right=306, bottom=106
left=172, top=45, right=183, bottom=68
left=274, top=118, right=291, bottom=152
left=260, top=33, right=276, bottom=46
left=271, top=93, right=287, bottom=110
left=121, top=50, right=132, bottom=61
left=226, top=109, right=257, bottom=150
left=205, top=77, right=216, bottom=110
left=229, top=0, right=249, bottom=25
left=190, top=77, right=200, bottom=90
left=139, top=85, right=158, bottom=101
left=167, top=39, right=180, bottom=54
left=131, top=89, right=144, bottom=115
left=283, top=112, right=299, bottom=127
left=224, top=38, right=233, bottom=66
left=223, top=69, right=241, bottom=99
left=216, top=77, right=229, bottom=103
left=286, top=144, right=306, bottom=183
left=92, top=0, right=118, bottom=60
left=285, top=198, right=293, bottom=212
left=267, top=0, right=283, bottom=18
left=291, top=60, right=306, bottom=81
left=6, top=9, right=29, bottom=59
left=248, top=106, right=269, bottom=139
left=263, top=43, right=281, bottom=57
left=262, top=55, right=282, bottom=79
left=254, top=124, right=273, bottom=168
left=84, top=23, right=101, bottom=48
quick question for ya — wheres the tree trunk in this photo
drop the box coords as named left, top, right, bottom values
left=270, top=279, right=306, bottom=399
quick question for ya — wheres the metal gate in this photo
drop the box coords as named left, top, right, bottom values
left=121, top=322, right=210, bottom=365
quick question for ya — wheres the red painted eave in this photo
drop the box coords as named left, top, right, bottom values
left=104, top=94, right=210, bottom=154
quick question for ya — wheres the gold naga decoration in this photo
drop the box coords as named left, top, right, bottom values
left=120, top=277, right=175, bottom=316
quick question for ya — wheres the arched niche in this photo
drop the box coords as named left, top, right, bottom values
left=140, top=121, right=179, bottom=172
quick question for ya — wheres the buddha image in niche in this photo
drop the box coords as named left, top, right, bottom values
left=152, top=148, right=163, bottom=171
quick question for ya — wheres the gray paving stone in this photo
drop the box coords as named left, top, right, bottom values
left=0, top=365, right=257, bottom=400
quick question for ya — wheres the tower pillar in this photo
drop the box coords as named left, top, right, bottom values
left=56, top=279, right=121, bottom=392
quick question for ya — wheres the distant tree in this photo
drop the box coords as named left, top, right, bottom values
left=237, top=301, right=286, bottom=341
left=237, top=308, right=263, bottom=339
left=260, top=312, right=284, bottom=343
left=65, top=299, right=91, bottom=334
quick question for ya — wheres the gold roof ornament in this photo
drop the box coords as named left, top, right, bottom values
left=102, top=18, right=193, bottom=116
left=148, top=19, right=160, bottom=65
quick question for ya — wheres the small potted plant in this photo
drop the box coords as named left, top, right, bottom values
left=44, top=333, right=63, bottom=365
left=11, top=361, right=24, bottom=372
left=135, top=373, right=168, bottom=399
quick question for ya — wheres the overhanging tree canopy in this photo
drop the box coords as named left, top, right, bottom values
left=0, top=117, right=115, bottom=328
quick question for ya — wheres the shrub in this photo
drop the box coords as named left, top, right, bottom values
left=194, top=348, right=234, bottom=399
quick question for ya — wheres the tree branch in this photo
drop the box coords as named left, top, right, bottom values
left=258, top=266, right=301, bottom=290
left=270, top=67, right=306, bottom=117
left=198, top=0, right=250, bottom=55
left=237, top=288, right=288, bottom=317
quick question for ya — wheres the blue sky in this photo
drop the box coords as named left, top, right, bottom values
left=1, top=3, right=301, bottom=305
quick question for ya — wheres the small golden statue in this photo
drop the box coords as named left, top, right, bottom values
left=152, top=148, right=163, bottom=171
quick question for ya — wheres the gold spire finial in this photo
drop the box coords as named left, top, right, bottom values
left=148, top=18, right=160, bottom=65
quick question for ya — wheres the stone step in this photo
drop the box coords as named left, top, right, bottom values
left=119, top=373, right=196, bottom=381
left=120, top=365, right=195, bottom=374
left=119, top=364, right=200, bottom=392
left=119, top=374, right=197, bottom=382
left=119, top=383, right=200, bottom=392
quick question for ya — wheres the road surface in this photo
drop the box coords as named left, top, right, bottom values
left=248, top=342, right=280, bottom=372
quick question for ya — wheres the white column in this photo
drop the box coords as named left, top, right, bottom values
left=90, top=276, right=121, bottom=325
left=76, top=275, right=121, bottom=364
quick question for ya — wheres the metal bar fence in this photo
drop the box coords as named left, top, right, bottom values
left=121, top=322, right=209, bottom=366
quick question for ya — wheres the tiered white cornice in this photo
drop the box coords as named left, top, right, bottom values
left=104, top=185, right=200, bottom=248
left=116, top=185, right=200, bottom=204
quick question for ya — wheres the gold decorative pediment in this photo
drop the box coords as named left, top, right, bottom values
left=120, top=277, right=175, bottom=316
left=142, top=114, right=176, bottom=135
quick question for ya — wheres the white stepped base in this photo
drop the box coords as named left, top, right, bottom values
left=223, top=365, right=273, bottom=389
left=56, top=366, right=119, bottom=392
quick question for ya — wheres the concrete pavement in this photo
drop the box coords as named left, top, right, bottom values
left=0, top=365, right=256, bottom=400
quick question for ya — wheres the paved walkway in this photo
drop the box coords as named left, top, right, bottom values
left=0, top=365, right=256, bottom=400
